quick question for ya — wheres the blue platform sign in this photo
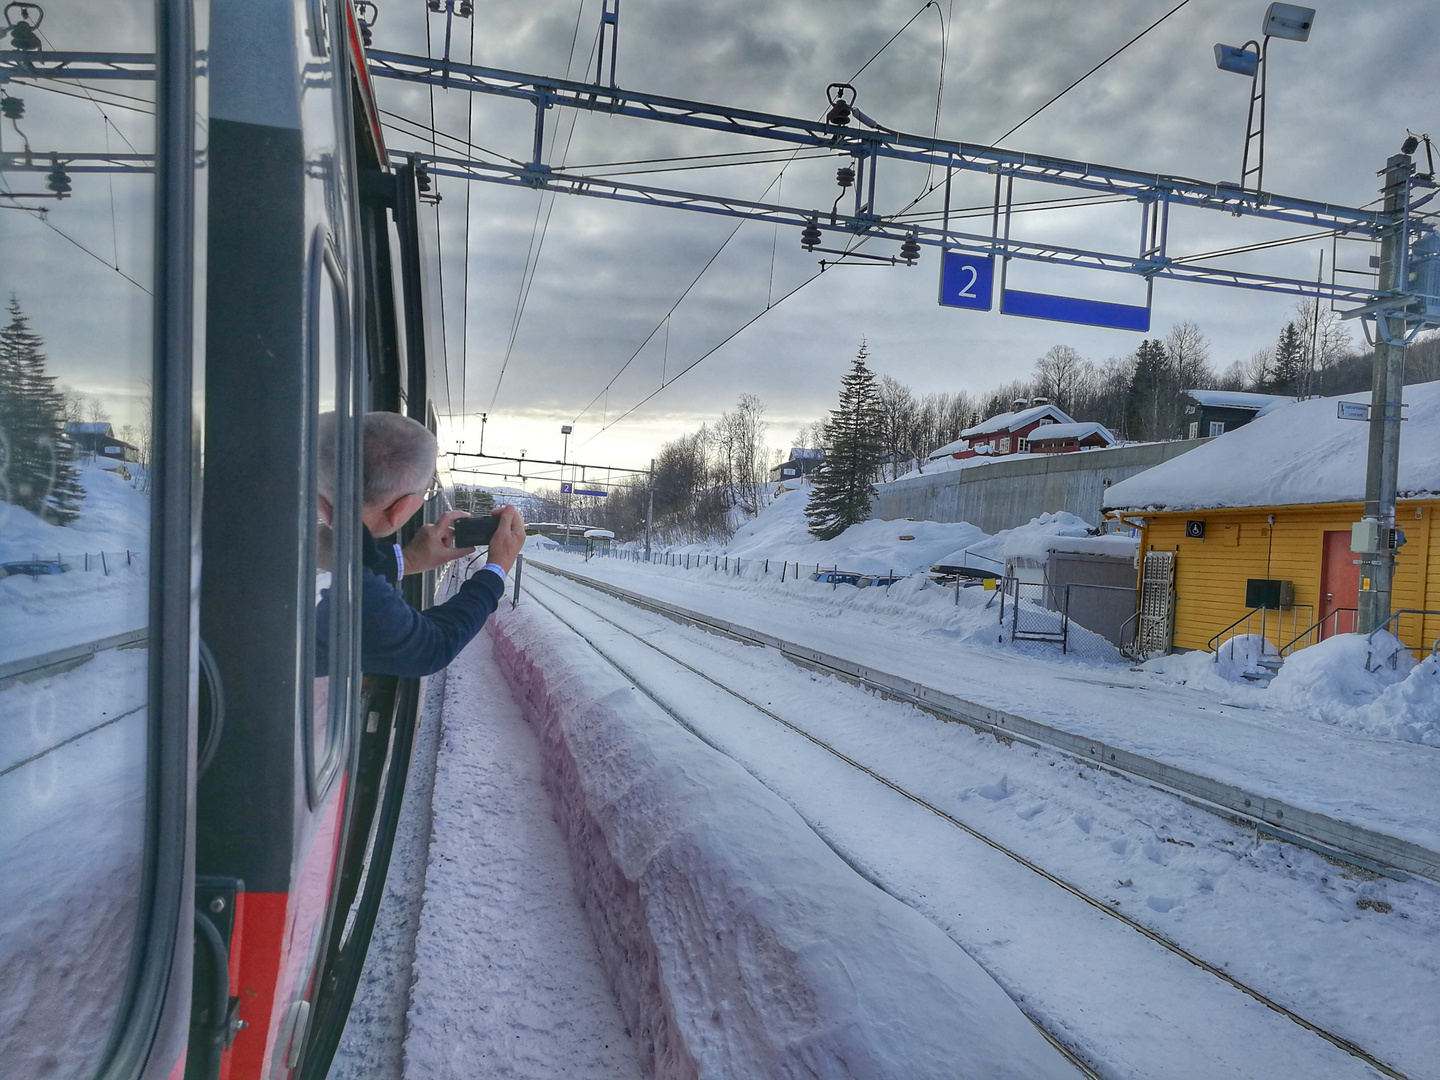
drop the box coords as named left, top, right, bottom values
left=574, top=488, right=608, bottom=498
left=939, top=251, right=994, bottom=310
left=560, top=481, right=573, bottom=494
left=1000, top=288, right=1151, bottom=332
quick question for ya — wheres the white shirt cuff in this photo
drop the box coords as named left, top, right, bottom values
left=393, top=543, right=405, bottom=580
left=481, top=562, right=507, bottom=584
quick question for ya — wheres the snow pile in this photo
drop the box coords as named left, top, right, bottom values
left=1266, top=632, right=1438, bottom=744
left=489, top=605, right=1083, bottom=1080
left=1105, top=380, right=1440, bottom=511
left=0, top=463, right=151, bottom=663
left=935, top=511, right=1135, bottom=570
left=694, top=484, right=989, bottom=576
left=1354, top=654, right=1440, bottom=746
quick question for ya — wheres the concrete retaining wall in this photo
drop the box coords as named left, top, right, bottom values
left=873, top=440, right=1206, bottom=533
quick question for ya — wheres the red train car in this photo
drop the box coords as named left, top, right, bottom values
left=0, top=2, right=453, bottom=1077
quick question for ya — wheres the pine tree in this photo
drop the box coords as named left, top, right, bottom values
left=1124, top=338, right=1170, bottom=441
left=1268, top=321, right=1306, bottom=396
left=0, top=297, right=84, bottom=523
left=806, top=341, right=884, bottom=540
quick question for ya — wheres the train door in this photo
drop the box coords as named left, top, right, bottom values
left=0, top=1, right=206, bottom=1078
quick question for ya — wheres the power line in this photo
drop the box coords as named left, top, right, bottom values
left=424, top=5, right=454, bottom=423
left=569, top=0, right=951, bottom=443
left=991, top=0, right=1195, bottom=146
left=487, top=0, right=594, bottom=412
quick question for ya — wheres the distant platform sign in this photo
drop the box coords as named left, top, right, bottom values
left=1337, top=401, right=1369, bottom=421
left=938, top=251, right=994, bottom=310
left=560, top=481, right=572, bottom=494
left=1001, top=288, right=1150, bottom=332
left=574, top=488, right=608, bottom=498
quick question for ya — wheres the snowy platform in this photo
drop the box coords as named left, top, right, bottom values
left=332, top=633, right=638, bottom=1080
left=527, top=554, right=1440, bottom=878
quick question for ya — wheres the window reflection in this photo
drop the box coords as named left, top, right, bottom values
left=0, top=0, right=156, bottom=1076
left=311, top=244, right=343, bottom=790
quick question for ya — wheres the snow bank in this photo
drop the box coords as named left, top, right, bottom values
left=934, top=511, right=1135, bottom=570
left=695, top=484, right=988, bottom=576
left=489, top=606, right=1083, bottom=1080
left=1105, top=380, right=1440, bottom=511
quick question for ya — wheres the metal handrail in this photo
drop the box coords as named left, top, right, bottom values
left=1207, top=607, right=1265, bottom=654
left=1365, top=608, right=1440, bottom=669
left=1277, top=608, right=1358, bottom=657
left=1207, top=603, right=1313, bottom=658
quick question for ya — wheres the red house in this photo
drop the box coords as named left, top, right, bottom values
left=927, top=399, right=1091, bottom=461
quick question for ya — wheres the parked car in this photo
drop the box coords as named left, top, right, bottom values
left=811, top=570, right=865, bottom=586
left=1, top=560, right=72, bottom=578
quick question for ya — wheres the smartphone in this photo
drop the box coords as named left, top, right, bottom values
left=453, top=515, right=500, bottom=549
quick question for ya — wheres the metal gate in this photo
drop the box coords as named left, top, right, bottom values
left=1136, top=551, right=1176, bottom=656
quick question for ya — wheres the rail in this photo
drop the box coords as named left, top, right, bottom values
left=1206, top=604, right=1313, bottom=659
left=0, top=628, right=149, bottom=687
left=527, top=558, right=1440, bottom=883
left=1277, top=608, right=1358, bottom=657
left=1365, top=609, right=1440, bottom=670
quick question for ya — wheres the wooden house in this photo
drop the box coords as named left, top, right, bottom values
left=1179, top=389, right=1289, bottom=440
left=1103, top=382, right=1440, bottom=656
left=928, top=399, right=1075, bottom=461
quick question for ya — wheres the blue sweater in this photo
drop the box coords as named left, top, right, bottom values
left=317, top=530, right=505, bottom=678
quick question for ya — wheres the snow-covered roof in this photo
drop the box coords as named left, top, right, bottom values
left=927, top=436, right=969, bottom=460
left=788, top=447, right=824, bottom=460
left=1184, top=389, right=1290, bottom=413
left=64, top=422, right=114, bottom=436
left=1104, top=381, right=1440, bottom=512
left=961, top=404, right=1074, bottom=440
left=1025, top=421, right=1115, bottom=445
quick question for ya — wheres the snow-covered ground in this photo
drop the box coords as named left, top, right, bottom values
left=513, top=569, right=1438, bottom=1078
left=0, top=462, right=150, bottom=664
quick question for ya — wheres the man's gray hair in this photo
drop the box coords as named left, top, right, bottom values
left=318, top=411, right=438, bottom=508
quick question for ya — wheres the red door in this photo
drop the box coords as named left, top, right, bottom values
left=1319, top=530, right=1361, bottom=637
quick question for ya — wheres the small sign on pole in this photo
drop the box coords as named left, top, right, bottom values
left=560, top=481, right=573, bottom=494
left=1337, top=401, right=1369, bottom=421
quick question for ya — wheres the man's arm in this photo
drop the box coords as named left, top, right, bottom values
left=358, top=565, right=505, bottom=677
left=400, top=510, right=476, bottom=576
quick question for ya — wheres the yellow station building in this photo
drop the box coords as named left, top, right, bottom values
left=1103, top=382, right=1440, bottom=656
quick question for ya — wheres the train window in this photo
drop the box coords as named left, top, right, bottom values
left=0, top=0, right=161, bottom=1075
left=310, top=238, right=349, bottom=799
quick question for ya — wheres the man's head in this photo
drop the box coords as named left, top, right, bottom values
left=319, top=411, right=439, bottom=537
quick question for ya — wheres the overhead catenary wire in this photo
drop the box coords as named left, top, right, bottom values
left=569, top=1, right=942, bottom=439
left=487, top=0, right=594, bottom=413
left=423, top=4, right=454, bottom=423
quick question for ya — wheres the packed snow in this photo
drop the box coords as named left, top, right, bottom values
left=517, top=569, right=1440, bottom=1079
left=490, top=598, right=1084, bottom=1079
left=0, top=461, right=151, bottom=664
left=1105, top=380, right=1440, bottom=510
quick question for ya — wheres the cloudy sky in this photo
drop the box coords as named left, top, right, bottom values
left=5, top=1, right=1435, bottom=489
left=366, top=0, right=1437, bottom=485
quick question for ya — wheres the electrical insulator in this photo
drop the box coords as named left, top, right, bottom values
left=46, top=161, right=71, bottom=196
left=1, top=95, right=24, bottom=120
left=458, top=0, right=473, bottom=16
left=7, top=15, right=42, bottom=51
left=836, top=165, right=855, bottom=190
left=416, top=163, right=431, bottom=192
left=899, top=234, right=921, bottom=263
left=825, top=82, right=855, bottom=128
left=800, top=219, right=822, bottom=251
left=427, top=0, right=443, bottom=12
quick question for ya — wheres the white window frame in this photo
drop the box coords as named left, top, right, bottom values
left=1016, top=438, right=1029, bottom=452
left=1208, top=420, right=1225, bottom=437
left=1188, top=421, right=1200, bottom=439
left=999, top=436, right=1012, bottom=453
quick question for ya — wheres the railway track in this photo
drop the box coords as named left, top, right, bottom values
left=524, top=565, right=1415, bottom=1080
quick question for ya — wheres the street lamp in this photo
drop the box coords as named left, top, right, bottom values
left=1214, top=3, right=1314, bottom=192
left=561, top=425, right=573, bottom=544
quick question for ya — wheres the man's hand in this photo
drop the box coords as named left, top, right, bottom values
left=401, top=510, right=476, bottom=576
left=485, top=505, right=527, bottom=574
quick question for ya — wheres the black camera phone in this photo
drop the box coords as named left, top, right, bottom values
left=453, top=515, right=500, bottom=549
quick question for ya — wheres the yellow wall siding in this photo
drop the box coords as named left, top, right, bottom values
left=1137, top=501, right=1438, bottom=653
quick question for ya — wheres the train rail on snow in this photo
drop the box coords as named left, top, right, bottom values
left=523, top=563, right=1416, bottom=1080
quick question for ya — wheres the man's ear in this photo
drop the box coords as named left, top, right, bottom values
left=379, top=493, right=422, bottom=537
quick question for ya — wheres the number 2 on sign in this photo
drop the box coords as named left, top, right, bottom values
left=955, top=264, right=978, bottom=298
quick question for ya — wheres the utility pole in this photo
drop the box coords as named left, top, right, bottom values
left=1357, top=151, right=1414, bottom=634
left=644, top=458, right=654, bottom=562
left=561, top=424, right=573, bottom=548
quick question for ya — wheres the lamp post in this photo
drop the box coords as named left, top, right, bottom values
left=561, top=424, right=573, bottom=545
left=1214, top=4, right=1314, bottom=192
